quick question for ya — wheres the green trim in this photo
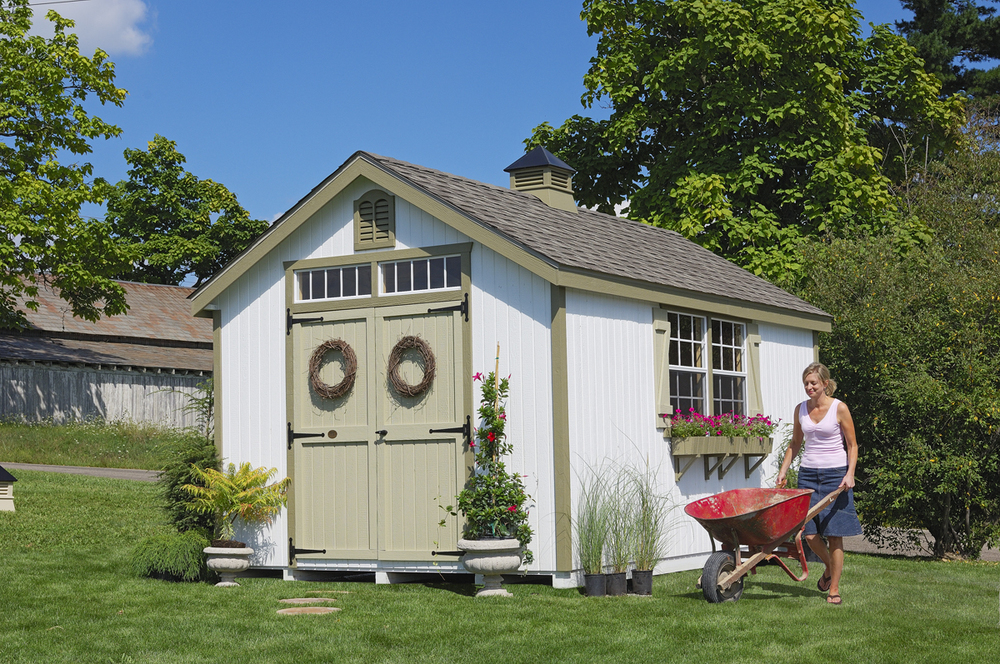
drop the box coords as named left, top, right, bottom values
left=190, top=154, right=829, bottom=333
left=212, top=310, right=222, bottom=454
left=353, top=189, right=396, bottom=251
left=813, top=330, right=821, bottom=362
left=746, top=323, right=763, bottom=416
left=550, top=285, right=572, bottom=572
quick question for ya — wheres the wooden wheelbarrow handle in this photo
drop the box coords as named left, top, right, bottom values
left=805, top=486, right=845, bottom=522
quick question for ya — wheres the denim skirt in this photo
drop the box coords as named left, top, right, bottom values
left=798, top=466, right=862, bottom=537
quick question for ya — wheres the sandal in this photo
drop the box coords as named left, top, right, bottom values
left=827, top=594, right=842, bottom=605
left=817, top=572, right=832, bottom=592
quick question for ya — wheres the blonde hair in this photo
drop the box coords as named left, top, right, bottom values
left=802, top=362, right=837, bottom=396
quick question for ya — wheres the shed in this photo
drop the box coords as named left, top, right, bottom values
left=0, top=465, right=15, bottom=511
left=189, top=149, right=831, bottom=586
left=1, top=281, right=213, bottom=429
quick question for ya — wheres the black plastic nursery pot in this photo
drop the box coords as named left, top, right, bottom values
left=605, top=572, right=627, bottom=596
left=584, top=573, right=606, bottom=597
left=631, top=569, right=653, bottom=596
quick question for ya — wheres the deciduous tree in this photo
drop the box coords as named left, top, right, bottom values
left=801, top=103, right=1000, bottom=558
left=1, top=0, right=129, bottom=328
left=527, top=0, right=964, bottom=284
left=105, top=135, right=267, bottom=287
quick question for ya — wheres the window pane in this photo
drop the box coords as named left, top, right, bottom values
left=680, top=342, right=692, bottom=367
left=413, top=259, right=428, bottom=291
left=311, top=271, right=325, bottom=300
left=327, top=269, right=341, bottom=298
left=680, top=314, right=692, bottom=339
left=382, top=263, right=396, bottom=293
left=343, top=267, right=356, bottom=296
left=358, top=265, right=372, bottom=296
left=446, top=256, right=461, bottom=287
left=429, top=257, right=445, bottom=289
left=298, top=272, right=311, bottom=300
left=397, top=262, right=411, bottom=292
left=713, top=376, right=745, bottom=416
left=671, top=371, right=704, bottom=415
left=712, top=345, right=721, bottom=371
left=734, top=347, right=743, bottom=372
left=669, top=339, right=679, bottom=366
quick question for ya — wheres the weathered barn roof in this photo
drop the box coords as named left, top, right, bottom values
left=191, top=151, right=830, bottom=327
left=1, top=281, right=212, bottom=372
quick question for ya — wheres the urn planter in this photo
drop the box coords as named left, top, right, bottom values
left=204, top=546, right=253, bottom=587
left=457, top=538, right=523, bottom=597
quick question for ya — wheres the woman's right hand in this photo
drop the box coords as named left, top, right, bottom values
left=776, top=471, right=787, bottom=489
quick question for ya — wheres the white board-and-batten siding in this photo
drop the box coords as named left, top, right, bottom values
left=214, top=181, right=558, bottom=569
left=0, top=363, right=207, bottom=429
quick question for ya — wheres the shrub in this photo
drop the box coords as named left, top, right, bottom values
left=158, top=435, right=220, bottom=534
left=127, top=531, right=211, bottom=582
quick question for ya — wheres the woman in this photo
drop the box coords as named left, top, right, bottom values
left=776, top=362, right=861, bottom=605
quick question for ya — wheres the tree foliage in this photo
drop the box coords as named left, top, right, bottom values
left=527, top=0, right=964, bottom=284
left=105, top=135, right=268, bottom=287
left=800, top=104, right=1000, bottom=557
left=896, top=0, right=1000, bottom=99
left=0, top=0, right=130, bottom=328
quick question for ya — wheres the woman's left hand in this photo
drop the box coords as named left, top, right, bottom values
left=840, top=474, right=855, bottom=489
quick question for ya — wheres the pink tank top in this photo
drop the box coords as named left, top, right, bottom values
left=799, top=399, right=847, bottom=468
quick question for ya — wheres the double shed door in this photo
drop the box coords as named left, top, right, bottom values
left=288, top=301, right=466, bottom=562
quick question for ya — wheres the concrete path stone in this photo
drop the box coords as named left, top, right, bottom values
left=277, top=607, right=341, bottom=615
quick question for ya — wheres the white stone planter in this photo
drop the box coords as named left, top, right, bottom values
left=204, top=547, right=253, bottom=587
left=457, top=538, right=523, bottom=598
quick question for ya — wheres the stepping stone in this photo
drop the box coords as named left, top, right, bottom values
left=277, top=607, right=341, bottom=615
left=280, top=598, right=338, bottom=604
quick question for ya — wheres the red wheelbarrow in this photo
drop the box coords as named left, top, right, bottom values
left=684, top=486, right=844, bottom=603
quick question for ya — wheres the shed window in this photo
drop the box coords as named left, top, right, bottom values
left=296, top=264, right=372, bottom=302
left=354, top=190, right=396, bottom=250
left=381, top=255, right=461, bottom=295
left=665, top=312, right=747, bottom=417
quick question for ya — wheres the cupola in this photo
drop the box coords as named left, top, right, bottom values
left=504, top=147, right=577, bottom=212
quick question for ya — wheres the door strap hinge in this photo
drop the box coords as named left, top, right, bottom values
left=427, top=292, right=468, bottom=322
left=289, top=538, right=326, bottom=562
left=429, top=415, right=471, bottom=443
left=286, top=308, right=324, bottom=335
left=287, top=422, right=325, bottom=449
left=431, top=550, right=464, bottom=557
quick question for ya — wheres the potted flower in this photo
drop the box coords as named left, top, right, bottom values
left=182, top=462, right=290, bottom=586
left=451, top=368, right=533, bottom=597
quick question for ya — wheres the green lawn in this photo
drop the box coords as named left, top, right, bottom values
left=0, top=419, right=195, bottom=470
left=1, top=470, right=997, bottom=664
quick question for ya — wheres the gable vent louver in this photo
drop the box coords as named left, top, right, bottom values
left=354, top=189, right=395, bottom=250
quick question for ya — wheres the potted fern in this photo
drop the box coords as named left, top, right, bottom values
left=182, top=462, right=290, bottom=587
left=451, top=366, right=533, bottom=597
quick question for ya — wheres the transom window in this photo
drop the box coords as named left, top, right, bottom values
left=381, top=255, right=461, bottom=295
left=296, top=264, right=372, bottom=302
left=668, top=312, right=747, bottom=416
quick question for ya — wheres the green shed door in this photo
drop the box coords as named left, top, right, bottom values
left=288, top=300, right=465, bottom=562
left=289, top=308, right=378, bottom=559
left=375, top=302, right=464, bottom=561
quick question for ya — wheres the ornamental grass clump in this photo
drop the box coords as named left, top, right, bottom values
left=575, top=469, right=609, bottom=575
left=181, top=462, right=290, bottom=545
left=453, top=370, right=534, bottom=563
left=670, top=410, right=779, bottom=438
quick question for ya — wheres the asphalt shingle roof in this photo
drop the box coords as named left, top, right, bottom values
left=364, top=152, right=828, bottom=319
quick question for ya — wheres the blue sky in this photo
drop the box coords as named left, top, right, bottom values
left=30, top=0, right=912, bottom=224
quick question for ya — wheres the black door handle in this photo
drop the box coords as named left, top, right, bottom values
left=375, top=429, right=388, bottom=436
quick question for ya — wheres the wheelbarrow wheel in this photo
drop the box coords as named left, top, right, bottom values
left=702, top=551, right=744, bottom=603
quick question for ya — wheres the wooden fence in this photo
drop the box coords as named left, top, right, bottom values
left=0, top=361, right=210, bottom=430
